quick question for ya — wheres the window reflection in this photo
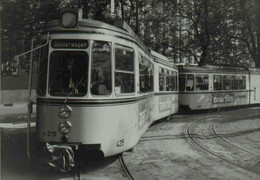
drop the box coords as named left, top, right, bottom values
left=115, top=47, right=135, bottom=94
left=49, top=51, right=88, bottom=96
left=91, top=41, right=111, bottom=95
left=186, top=74, right=194, bottom=91
left=195, top=74, right=209, bottom=91
left=139, top=54, right=154, bottom=93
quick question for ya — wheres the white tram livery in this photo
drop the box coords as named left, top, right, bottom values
left=36, top=9, right=178, bottom=158
left=179, top=65, right=260, bottom=110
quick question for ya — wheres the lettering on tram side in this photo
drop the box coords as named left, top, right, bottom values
left=42, top=130, right=57, bottom=137
left=159, top=96, right=172, bottom=113
left=116, top=139, right=125, bottom=147
left=212, top=93, right=234, bottom=104
left=138, top=100, right=149, bottom=130
left=131, top=107, right=139, bottom=130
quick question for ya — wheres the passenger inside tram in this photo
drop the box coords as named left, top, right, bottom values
left=91, top=67, right=111, bottom=95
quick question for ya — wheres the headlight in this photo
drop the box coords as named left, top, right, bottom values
left=58, top=105, right=72, bottom=119
left=58, top=121, right=72, bottom=135
left=61, top=9, right=78, bottom=28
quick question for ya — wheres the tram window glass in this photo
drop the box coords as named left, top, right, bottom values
left=186, top=74, right=194, bottom=91
left=170, top=71, right=176, bottom=91
left=115, top=47, right=135, bottom=94
left=159, top=68, right=165, bottom=91
left=231, top=76, right=239, bottom=90
left=173, top=72, right=178, bottom=91
left=179, top=74, right=186, bottom=91
left=195, top=74, right=209, bottom=91
left=213, top=75, right=223, bottom=90
left=37, top=43, right=48, bottom=95
left=239, top=76, right=246, bottom=89
left=223, top=75, right=231, bottom=90
left=165, top=70, right=172, bottom=91
left=139, top=54, right=154, bottom=93
left=49, top=51, right=88, bottom=96
left=91, top=41, right=111, bottom=95
left=115, top=48, right=134, bottom=71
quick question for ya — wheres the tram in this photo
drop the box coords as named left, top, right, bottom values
left=178, top=65, right=260, bottom=110
left=35, top=8, right=178, bottom=163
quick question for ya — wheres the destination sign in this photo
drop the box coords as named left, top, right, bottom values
left=51, top=39, right=88, bottom=49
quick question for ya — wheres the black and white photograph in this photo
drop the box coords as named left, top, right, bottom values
left=0, top=0, right=260, bottom=179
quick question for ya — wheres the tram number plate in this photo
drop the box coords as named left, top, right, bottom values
left=116, top=139, right=125, bottom=147
left=42, top=130, right=57, bottom=137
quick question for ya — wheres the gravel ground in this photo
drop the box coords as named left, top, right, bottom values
left=1, top=106, right=260, bottom=180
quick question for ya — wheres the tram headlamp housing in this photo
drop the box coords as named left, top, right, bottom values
left=58, top=121, right=72, bottom=135
left=61, top=9, right=78, bottom=28
left=58, top=105, right=72, bottom=119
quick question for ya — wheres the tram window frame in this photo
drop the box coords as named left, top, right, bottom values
left=231, top=76, right=239, bottom=90
left=159, top=67, right=165, bottom=91
left=179, top=74, right=186, bottom=92
left=90, top=41, right=112, bottom=96
left=239, top=76, right=246, bottom=90
left=166, top=70, right=172, bottom=91
left=195, top=74, right=209, bottom=91
left=186, top=74, right=194, bottom=91
left=37, top=41, right=48, bottom=96
left=223, top=75, right=232, bottom=90
left=114, top=45, right=135, bottom=95
left=173, top=71, right=177, bottom=91
left=213, top=75, right=223, bottom=91
left=139, top=54, right=154, bottom=93
left=48, top=50, right=89, bottom=97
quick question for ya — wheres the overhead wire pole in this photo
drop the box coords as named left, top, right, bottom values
left=27, top=37, right=34, bottom=159
left=177, top=0, right=180, bottom=64
left=0, top=5, right=2, bottom=104
left=135, top=0, right=139, bottom=35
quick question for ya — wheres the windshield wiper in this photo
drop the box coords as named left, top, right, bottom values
left=64, top=73, right=87, bottom=104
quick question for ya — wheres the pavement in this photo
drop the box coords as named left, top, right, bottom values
left=1, top=105, right=259, bottom=180
left=0, top=103, right=36, bottom=128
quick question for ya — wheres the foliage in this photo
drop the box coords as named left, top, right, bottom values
left=1, top=0, right=259, bottom=68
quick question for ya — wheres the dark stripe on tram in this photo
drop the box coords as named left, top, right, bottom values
left=37, top=94, right=154, bottom=106
left=155, top=92, right=179, bottom=96
left=179, top=90, right=250, bottom=94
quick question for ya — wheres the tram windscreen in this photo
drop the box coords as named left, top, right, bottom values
left=49, top=51, right=88, bottom=96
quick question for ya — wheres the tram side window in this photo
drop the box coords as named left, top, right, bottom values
left=179, top=74, right=186, bottom=92
left=223, top=75, right=231, bottom=90
left=239, top=76, right=246, bottom=89
left=231, top=76, right=239, bottom=90
left=91, top=41, right=111, bottom=95
left=159, top=68, right=165, bottom=91
left=166, top=70, right=171, bottom=91
left=139, top=54, right=154, bottom=93
left=186, top=74, right=194, bottom=91
left=170, top=71, right=177, bottom=91
left=37, top=43, right=48, bottom=95
left=115, top=47, right=135, bottom=94
left=195, top=74, right=209, bottom=91
left=213, top=75, right=223, bottom=90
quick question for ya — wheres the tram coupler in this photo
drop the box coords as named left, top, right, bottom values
left=46, top=143, right=80, bottom=173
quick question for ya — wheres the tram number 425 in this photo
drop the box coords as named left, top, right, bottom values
left=116, top=139, right=125, bottom=147
left=42, top=130, right=57, bottom=137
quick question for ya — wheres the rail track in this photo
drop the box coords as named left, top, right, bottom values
left=186, top=120, right=260, bottom=176
left=212, top=124, right=260, bottom=157
left=119, top=154, right=135, bottom=180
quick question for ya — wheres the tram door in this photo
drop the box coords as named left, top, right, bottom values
left=250, top=73, right=260, bottom=103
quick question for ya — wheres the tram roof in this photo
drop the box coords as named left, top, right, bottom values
left=151, top=50, right=177, bottom=69
left=178, top=64, right=249, bottom=74
left=43, top=18, right=151, bottom=55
